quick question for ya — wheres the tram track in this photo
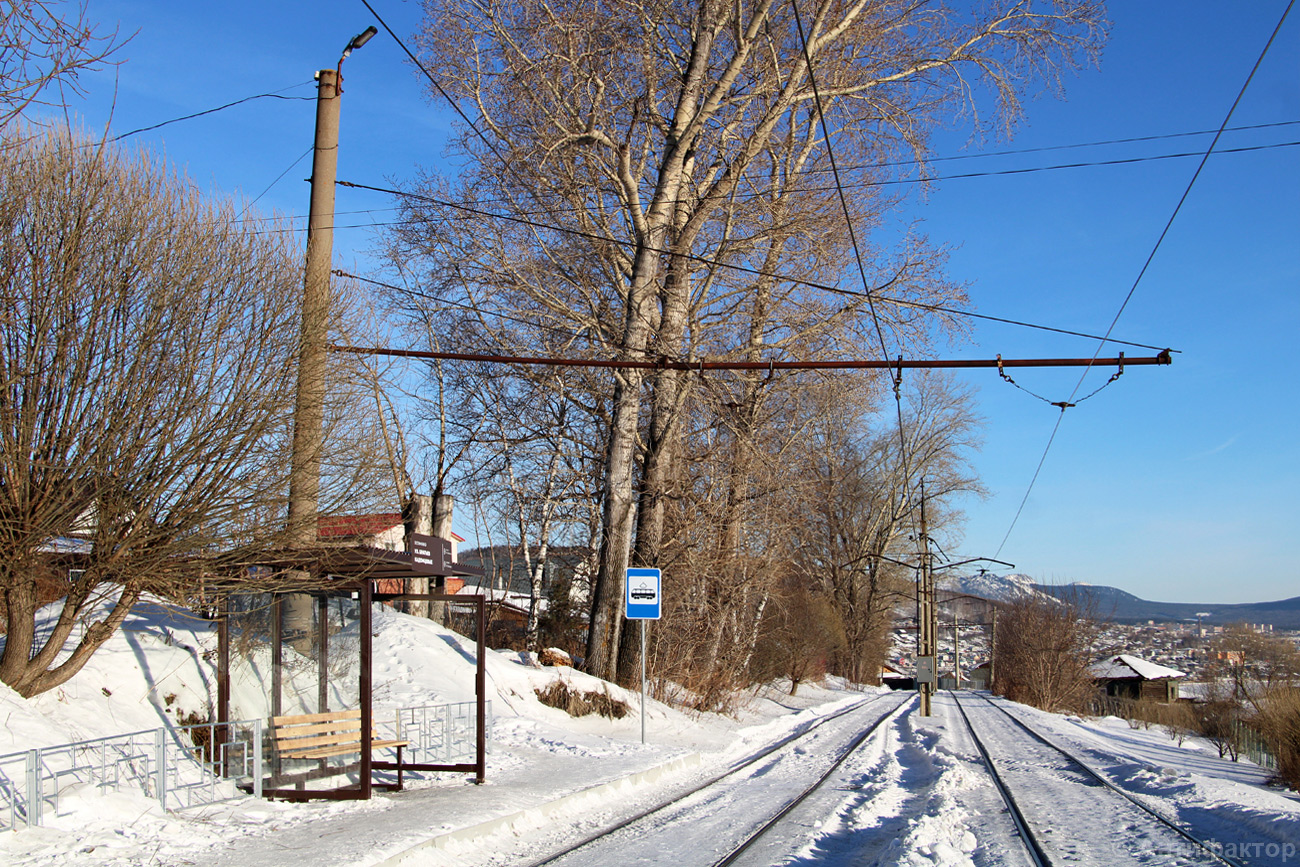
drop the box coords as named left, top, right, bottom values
left=522, top=691, right=912, bottom=867
left=951, top=690, right=1247, bottom=867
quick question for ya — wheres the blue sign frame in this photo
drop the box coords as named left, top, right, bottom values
left=625, top=568, right=661, bottom=620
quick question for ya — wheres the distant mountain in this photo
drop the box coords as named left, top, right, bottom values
left=939, top=572, right=1054, bottom=604
left=935, top=573, right=1300, bottom=629
left=1038, top=584, right=1300, bottom=630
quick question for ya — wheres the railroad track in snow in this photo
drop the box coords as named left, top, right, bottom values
left=522, top=690, right=912, bottom=867
left=951, top=691, right=1247, bottom=867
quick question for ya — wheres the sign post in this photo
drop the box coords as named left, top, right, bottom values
left=625, top=568, right=661, bottom=744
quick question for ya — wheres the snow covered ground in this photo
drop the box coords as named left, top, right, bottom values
left=1, top=599, right=1297, bottom=866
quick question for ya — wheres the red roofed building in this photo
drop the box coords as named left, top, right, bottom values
left=315, top=512, right=471, bottom=595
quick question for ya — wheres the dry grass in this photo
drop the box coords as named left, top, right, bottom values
left=535, top=680, right=630, bottom=719
left=1256, top=686, right=1300, bottom=790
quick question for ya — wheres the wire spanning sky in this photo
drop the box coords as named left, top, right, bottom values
left=54, top=1, right=1299, bottom=604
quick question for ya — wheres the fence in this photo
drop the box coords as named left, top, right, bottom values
left=1234, top=719, right=1278, bottom=771
left=0, top=718, right=262, bottom=832
left=1, top=700, right=491, bottom=831
left=1086, top=694, right=1278, bottom=772
left=393, top=700, right=491, bottom=766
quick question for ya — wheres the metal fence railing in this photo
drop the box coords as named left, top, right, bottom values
left=2, top=700, right=491, bottom=831
left=0, top=719, right=262, bottom=831
left=1234, top=719, right=1278, bottom=771
left=392, top=700, right=490, bottom=766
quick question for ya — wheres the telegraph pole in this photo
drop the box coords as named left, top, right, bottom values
left=918, top=481, right=935, bottom=716
left=286, top=66, right=341, bottom=546
left=287, top=27, right=376, bottom=546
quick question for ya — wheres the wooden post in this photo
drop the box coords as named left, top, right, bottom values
left=475, top=595, right=486, bottom=784
left=217, top=596, right=230, bottom=746
left=317, top=594, right=329, bottom=713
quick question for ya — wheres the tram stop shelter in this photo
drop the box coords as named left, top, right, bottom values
left=214, top=536, right=487, bottom=801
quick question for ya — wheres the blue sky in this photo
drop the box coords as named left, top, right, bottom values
left=54, top=1, right=1298, bottom=604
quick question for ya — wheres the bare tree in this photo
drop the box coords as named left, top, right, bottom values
left=1207, top=624, right=1300, bottom=705
left=0, top=1, right=122, bottom=130
left=992, top=591, right=1099, bottom=713
left=0, top=130, right=377, bottom=697
left=404, top=0, right=1104, bottom=683
left=1203, top=625, right=1300, bottom=783
left=791, top=371, right=983, bottom=683
left=750, top=577, right=846, bottom=696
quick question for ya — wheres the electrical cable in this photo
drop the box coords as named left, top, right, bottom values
left=863, top=140, right=1299, bottom=188
left=108, top=82, right=314, bottom=142
left=319, top=138, right=1300, bottom=222
left=357, top=0, right=551, bottom=215
left=334, top=179, right=1177, bottom=352
left=993, top=0, right=1296, bottom=559
left=789, top=0, right=923, bottom=552
left=333, top=268, right=599, bottom=345
left=872, top=119, right=1300, bottom=169
left=237, top=146, right=312, bottom=219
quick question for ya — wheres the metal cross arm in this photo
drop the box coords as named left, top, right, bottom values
left=329, top=346, right=1173, bottom=373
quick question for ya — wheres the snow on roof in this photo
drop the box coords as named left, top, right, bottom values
left=1090, top=653, right=1185, bottom=681
left=38, top=536, right=93, bottom=555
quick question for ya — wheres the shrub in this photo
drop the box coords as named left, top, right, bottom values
left=1256, top=686, right=1300, bottom=789
left=535, top=680, right=629, bottom=719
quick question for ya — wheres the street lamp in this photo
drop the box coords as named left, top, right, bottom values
left=343, top=25, right=378, bottom=59
left=288, top=24, right=379, bottom=547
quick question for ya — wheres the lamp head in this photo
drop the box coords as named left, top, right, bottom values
left=341, top=25, right=378, bottom=60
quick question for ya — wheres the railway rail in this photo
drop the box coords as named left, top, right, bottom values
left=951, top=691, right=1247, bottom=867
left=523, top=691, right=912, bottom=867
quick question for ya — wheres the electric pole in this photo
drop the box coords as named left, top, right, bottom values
left=287, top=26, right=377, bottom=547
left=283, top=28, right=376, bottom=659
left=286, top=66, right=341, bottom=546
left=918, top=481, right=935, bottom=716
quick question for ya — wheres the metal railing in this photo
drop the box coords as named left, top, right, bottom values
left=1234, top=719, right=1278, bottom=771
left=1, top=700, right=491, bottom=831
left=392, top=700, right=490, bottom=766
left=0, top=718, right=262, bottom=831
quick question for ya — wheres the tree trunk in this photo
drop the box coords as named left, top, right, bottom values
left=405, top=493, right=434, bottom=618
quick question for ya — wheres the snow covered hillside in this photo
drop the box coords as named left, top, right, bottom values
left=940, top=571, right=1051, bottom=603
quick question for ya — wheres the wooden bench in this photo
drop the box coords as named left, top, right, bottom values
left=271, top=709, right=409, bottom=787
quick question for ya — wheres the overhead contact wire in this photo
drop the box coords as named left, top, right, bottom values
left=790, top=0, right=919, bottom=529
left=995, top=0, right=1296, bottom=558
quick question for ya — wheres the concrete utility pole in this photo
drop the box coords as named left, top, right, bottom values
left=286, top=26, right=377, bottom=545
left=953, top=606, right=961, bottom=688
left=918, top=482, right=935, bottom=716
left=283, top=28, right=375, bottom=656
left=286, top=67, right=342, bottom=546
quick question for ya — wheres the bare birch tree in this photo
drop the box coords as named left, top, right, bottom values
left=400, top=0, right=1104, bottom=682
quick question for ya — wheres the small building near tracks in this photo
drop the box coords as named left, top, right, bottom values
left=1090, top=654, right=1185, bottom=703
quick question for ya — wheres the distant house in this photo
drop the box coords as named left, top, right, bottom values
left=966, top=661, right=992, bottom=690
left=1091, top=654, right=1185, bottom=703
left=316, top=513, right=470, bottom=595
left=317, top=512, right=406, bottom=550
left=880, top=661, right=913, bottom=690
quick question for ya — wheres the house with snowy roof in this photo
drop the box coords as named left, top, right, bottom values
left=1090, top=653, right=1185, bottom=703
